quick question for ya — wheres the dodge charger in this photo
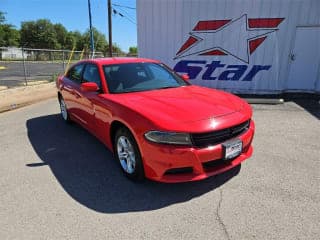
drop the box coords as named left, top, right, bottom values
left=56, top=58, right=255, bottom=183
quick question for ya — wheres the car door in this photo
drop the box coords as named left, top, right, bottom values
left=77, top=63, right=102, bottom=130
left=62, top=63, right=85, bottom=121
left=81, top=63, right=112, bottom=143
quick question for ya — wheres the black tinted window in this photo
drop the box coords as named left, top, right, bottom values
left=83, top=64, right=102, bottom=89
left=67, top=64, right=84, bottom=83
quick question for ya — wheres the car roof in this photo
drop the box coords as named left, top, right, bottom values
left=78, top=57, right=160, bottom=65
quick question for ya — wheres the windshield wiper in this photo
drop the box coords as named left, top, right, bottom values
left=155, top=86, right=179, bottom=90
left=113, top=86, right=180, bottom=94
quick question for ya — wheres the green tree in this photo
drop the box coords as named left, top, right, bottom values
left=54, top=23, right=68, bottom=49
left=0, top=12, right=125, bottom=56
left=128, top=46, right=137, bottom=55
left=64, top=32, right=76, bottom=50
left=82, top=27, right=108, bottom=52
left=1, top=26, right=20, bottom=46
left=20, top=19, right=59, bottom=49
left=111, top=43, right=124, bottom=56
left=67, top=31, right=82, bottom=50
left=80, top=28, right=123, bottom=55
left=0, top=11, right=20, bottom=47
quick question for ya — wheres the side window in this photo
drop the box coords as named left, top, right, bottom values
left=67, top=64, right=84, bottom=83
left=83, top=64, right=102, bottom=89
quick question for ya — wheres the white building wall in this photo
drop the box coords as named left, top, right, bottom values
left=1, top=47, right=24, bottom=59
left=137, top=0, right=320, bottom=94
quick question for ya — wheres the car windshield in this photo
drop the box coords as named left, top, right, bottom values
left=103, top=62, right=189, bottom=93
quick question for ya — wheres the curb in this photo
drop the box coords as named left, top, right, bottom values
left=0, top=95, right=56, bottom=113
left=0, top=83, right=57, bottom=113
left=245, top=98, right=284, bottom=104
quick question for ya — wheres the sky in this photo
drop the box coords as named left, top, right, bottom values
left=1, top=0, right=137, bottom=52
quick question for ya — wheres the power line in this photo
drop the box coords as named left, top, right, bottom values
left=112, top=7, right=136, bottom=25
left=112, top=3, right=136, bottom=10
left=113, top=4, right=135, bottom=21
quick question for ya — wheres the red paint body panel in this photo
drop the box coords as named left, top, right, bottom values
left=57, top=57, right=255, bottom=183
left=139, top=121, right=254, bottom=182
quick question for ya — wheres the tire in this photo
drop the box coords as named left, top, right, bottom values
left=59, top=96, right=71, bottom=123
left=114, top=127, right=145, bottom=181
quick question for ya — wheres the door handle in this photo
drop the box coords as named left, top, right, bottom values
left=290, top=53, right=296, bottom=61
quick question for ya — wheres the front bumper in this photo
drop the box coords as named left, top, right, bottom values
left=140, top=120, right=255, bottom=183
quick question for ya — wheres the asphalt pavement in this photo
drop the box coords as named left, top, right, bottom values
left=0, top=99, right=319, bottom=239
left=0, top=61, right=65, bottom=87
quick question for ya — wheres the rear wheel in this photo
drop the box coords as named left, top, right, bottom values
left=114, top=127, right=144, bottom=181
left=59, top=97, right=71, bottom=123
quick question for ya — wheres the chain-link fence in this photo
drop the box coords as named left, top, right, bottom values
left=0, top=47, right=130, bottom=88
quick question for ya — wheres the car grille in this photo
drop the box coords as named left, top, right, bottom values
left=191, top=119, right=250, bottom=147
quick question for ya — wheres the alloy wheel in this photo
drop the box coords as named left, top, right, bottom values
left=117, top=136, right=136, bottom=174
left=60, top=98, right=68, bottom=121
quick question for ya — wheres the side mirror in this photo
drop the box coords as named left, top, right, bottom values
left=81, top=82, right=99, bottom=92
left=180, top=74, right=190, bottom=81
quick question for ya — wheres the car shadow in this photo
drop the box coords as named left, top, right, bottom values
left=293, top=99, right=320, bottom=120
left=26, top=114, right=241, bottom=213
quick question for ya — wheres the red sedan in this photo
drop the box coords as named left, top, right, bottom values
left=56, top=58, right=254, bottom=183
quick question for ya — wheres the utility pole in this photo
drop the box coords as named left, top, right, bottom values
left=107, top=0, right=113, bottom=57
left=88, top=0, right=95, bottom=58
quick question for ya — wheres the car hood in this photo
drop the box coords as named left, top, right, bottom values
left=105, top=85, right=245, bottom=126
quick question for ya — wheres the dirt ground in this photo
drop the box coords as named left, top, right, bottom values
left=0, top=82, right=57, bottom=113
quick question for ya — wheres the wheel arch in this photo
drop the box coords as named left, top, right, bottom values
left=111, top=120, right=146, bottom=181
left=110, top=120, right=131, bottom=148
left=57, top=91, right=62, bottom=101
left=108, top=109, right=154, bottom=159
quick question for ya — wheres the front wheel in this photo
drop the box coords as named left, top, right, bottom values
left=59, top=97, right=71, bottom=123
left=114, top=127, right=145, bottom=181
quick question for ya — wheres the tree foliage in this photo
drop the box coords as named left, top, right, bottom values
left=0, top=13, right=124, bottom=54
left=81, top=27, right=108, bottom=52
left=129, top=46, right=138, bottom=55
left=21, top=19, right=59, bottom=49
left=0, top=11, right=20, bottom=47
left=54, top=23, right=68, bottom=49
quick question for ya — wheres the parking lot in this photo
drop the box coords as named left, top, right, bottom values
left=0, top=61, right=65, bottom=88
left=0, top=98, right=319, bottom=239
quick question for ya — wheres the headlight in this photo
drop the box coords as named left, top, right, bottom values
left=144, top=131, right=192, bottom=146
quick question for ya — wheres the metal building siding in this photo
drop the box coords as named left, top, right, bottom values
left=137, top=0, right=320, bottom=93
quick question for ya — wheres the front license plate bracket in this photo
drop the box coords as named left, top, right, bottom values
left=222, top=139, right=243, bottom=160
